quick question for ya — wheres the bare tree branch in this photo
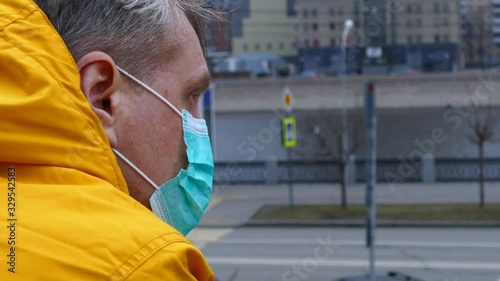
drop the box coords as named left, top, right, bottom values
left=465, top=105, right=500, bottom=208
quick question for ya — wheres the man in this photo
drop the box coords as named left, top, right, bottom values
left=0, top=0, right=217, bottom=280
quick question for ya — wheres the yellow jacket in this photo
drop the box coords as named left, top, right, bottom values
left=0, top=1, right=214, bottom=280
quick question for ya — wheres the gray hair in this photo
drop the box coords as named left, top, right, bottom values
left=33, top=0, right=217, bottom=80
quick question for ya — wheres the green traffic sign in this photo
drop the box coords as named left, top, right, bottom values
left=282, top=117, right=297, bottom=148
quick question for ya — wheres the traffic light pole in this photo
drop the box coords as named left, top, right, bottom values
left=287, top=149, right=295, bottom=216
left=282, top=88, right=296, bottom=218
left=286, top=110, right=295, bottom=217
left=365, top=82, right=377, bottom=281
left=341, top=20, right=353, bottom=200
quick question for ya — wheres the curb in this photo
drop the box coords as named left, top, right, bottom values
left=243, top=219, right=500, bottom=228
left=198, top=223, right=245, bottom=228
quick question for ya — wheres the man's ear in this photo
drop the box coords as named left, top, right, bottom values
left=77, top=51, right=121, bottom=148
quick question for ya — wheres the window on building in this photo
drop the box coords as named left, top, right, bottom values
left=444, top=34, right=449, bottom=42
left=416, top=3, right=422, bottom=14
left=313, top=39, right=320, bottom=47
left=312, top=23, right=318, bottom=32
left=304, top=23, right=309, bottom=32
left=330, top=38, right=337, bottom=46
left=295, top=24, right=299, bottom=31
left=280, top=42, right=285, bottom=50
left=243, top=43, right=248, bottom=51
left=255, top=43, right=260, bottom=51
left=407, top=35, right=413, bottom=44
left=329, top=8, right=334, bottom=16
left=407, top=4, right=412, bottom=14
left=434, top=2, right=440, bottom=13
left=416, top=18, right=422, bottom=28
left=267, top=43, right=272, bottom=50
left=305, top=39, right=310, bottom=47
left=338, top=7, right=344, bottom=15
left=434, top=34, right=440, bottom=43
left=443, top=17, right=449, bottom=27
left=330, top=22, right=336, bottom=31
left=417, top=35, right=422, bottom=43
left=312, top=8, right=318, bottom=18
left=443, top=3, right=449, bottom=13
left=303, top=9, right=309, bottom=18
left=407, top=19, right=413, bottom=28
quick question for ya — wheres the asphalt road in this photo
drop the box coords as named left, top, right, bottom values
left=191, top=227, right=500, bottom=281
left=200, top=183, right=500, bottom=228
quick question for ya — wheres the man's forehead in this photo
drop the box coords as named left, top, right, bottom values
left=171, top=7, right=194, bottom=48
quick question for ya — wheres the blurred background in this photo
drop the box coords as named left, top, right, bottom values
left=187, top=1, right=500, bottom=280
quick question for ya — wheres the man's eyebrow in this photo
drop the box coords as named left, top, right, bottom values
left=198, top=72, right=211, bottom=93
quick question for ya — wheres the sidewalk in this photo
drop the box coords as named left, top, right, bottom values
left=199, top=182, right=500, bottom=228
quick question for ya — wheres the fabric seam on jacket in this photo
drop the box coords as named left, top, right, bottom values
left=109, top=234, right=188, bottom=281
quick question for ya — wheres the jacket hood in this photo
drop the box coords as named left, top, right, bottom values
left=0, top=0, right=128, bottom=193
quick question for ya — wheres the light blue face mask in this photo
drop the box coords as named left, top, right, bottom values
left=113, top=66, right=214, bottom=236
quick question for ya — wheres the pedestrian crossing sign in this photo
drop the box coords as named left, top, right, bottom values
left=282, top=117, right=297, bottom=148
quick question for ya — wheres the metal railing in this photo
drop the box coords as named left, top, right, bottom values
left=435, top=158, right=500, bottom=182
left=213, top=158, right=500, bottom=185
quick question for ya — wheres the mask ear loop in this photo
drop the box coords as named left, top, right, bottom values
left=116, top=66, right=183, bottom=118
left=112, top=148, right=160, bottom=190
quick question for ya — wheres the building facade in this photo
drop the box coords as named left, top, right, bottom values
left=293, top=0, right=461, bottom=47
left=461, top=0, right=496, bottom=68
left=231, top=0, right=297, bottom=57
left=294, top=0, right=362, bottom=48
left=494, top=0, right=500, bottom=59
left=206, top=14, right=233, bottom=54
left=292, top=0, right=461, bottom=73
left=396, top=1, right=461, bottom=45
left=221, top=0, right=466, bottom=73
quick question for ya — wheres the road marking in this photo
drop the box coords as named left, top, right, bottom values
left=220, top=194, right=250, bottom=200
left=211, top=239, right=500, bottom=249
left=205, top=196, right=224, bottom=212
left=204, top=194, right=250, bottom=212
left=207, top=257, right=500, bottom=271
left=187, top=228, right=233, bottom=250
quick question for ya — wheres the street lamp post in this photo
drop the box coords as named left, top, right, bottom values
left=341, top=19, right=354, bottom=207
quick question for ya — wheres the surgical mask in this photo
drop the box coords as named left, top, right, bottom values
left=112, top=66, right=214, bottom=236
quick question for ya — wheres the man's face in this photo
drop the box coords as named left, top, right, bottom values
left=112, top=11, right=210, bottom=208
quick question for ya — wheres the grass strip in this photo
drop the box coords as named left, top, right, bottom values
left=252, top=204, right=500, bottom=221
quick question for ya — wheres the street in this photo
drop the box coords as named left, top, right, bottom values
left=189, top=227, right=500, bottom=281
left=199, top=183, right=500, bottom=228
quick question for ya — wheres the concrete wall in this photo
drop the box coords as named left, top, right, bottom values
left=213, top=107, right=500, bottom=162
left=214, top=111, right=287, bottom=162
left=211, top=71, right=500, bottom=161
left=213, top=70, right=500, bottom=112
